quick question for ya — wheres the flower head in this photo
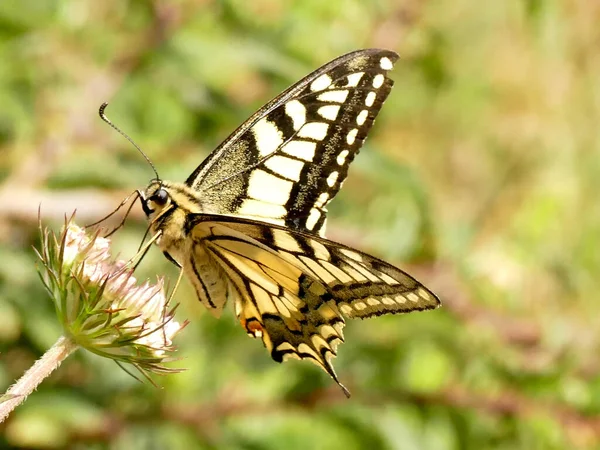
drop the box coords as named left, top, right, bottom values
left=37, top=218, right=186, bottom=375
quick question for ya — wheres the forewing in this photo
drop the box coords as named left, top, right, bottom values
left=186, top=49, right=399, bottom=237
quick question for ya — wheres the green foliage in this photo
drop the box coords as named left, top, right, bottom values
left=1, top=0, right=600, bottom=448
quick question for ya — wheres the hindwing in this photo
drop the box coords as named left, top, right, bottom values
left=186, top=214, right=440, bottom=396
left=186, top=49, right=399, bottom=237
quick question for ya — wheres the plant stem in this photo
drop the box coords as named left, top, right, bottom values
left=0, top=335, right=78, bottom=423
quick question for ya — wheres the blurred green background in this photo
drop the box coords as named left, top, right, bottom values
left=1, top=0, right=600, bottom=448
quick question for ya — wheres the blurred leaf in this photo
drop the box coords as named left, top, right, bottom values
left=401, top=340, right=453, bottom=394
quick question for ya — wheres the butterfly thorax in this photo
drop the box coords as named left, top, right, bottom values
left=142, top=180, right=206, bottom=265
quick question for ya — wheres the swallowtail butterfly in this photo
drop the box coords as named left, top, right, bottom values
left=132, top=49, right=440, bottom=396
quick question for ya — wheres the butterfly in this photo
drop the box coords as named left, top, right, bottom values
left=109, top=49, right=440, bottom=396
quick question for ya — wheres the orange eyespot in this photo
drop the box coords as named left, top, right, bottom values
left=246, top=319, right=265, bottom=338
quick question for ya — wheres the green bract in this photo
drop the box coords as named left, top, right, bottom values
left=36, top=220, right=185, bottom=375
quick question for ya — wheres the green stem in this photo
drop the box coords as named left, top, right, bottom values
left=0, top=335, right=79, bottom=423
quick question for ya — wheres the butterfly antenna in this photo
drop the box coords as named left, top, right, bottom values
left=99, top=102, right=160, bottom=181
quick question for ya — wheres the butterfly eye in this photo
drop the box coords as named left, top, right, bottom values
left=152, top=188, right=169, bottom=206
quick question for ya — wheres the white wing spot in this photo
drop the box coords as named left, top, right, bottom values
left=373, top=74, right=385, bottom=88
left=306, top=208, right=321, bottom=230
left=315, top=192, right=329, bottom=208
left=340, top=248, right=362, bottom=262
left=407, top=292, right=420, bottom=302
left=298, top=122, right=329, bottom=141
left=282, top=140, right=316, bottom=161
left=311, top=74, right=332, bottom=92
left=337, top=149, right=349, bottom=165
left=340, top=303, right=353, bottom=315
left=346, top=128, right=358, bottom=145
left=367, top=298, right=380, bottom=306
left=380, top=57, right=394, bottom=70
left=417, top=287, right=432, bottom=301
left=238, top=199, right=287, bottom=220
left=318, top=90, right=349, bottom=103
left=247, top=170, right=293, bottom=205
left=395, top=295, right=407, bottom=304
left=354, top=301, right=367, bottom=311
left=264, top=155, right=304, bottom=182
left=346, top=72, right=364, bottom=87
left=365, top=91, right=376, bottom=107
left=327, top=171, right=339, bottom=187
left=285, top=100, right=306, bottom=131
left=379, top=273, right=400, bottom=285
left=356, top=110, right=368, bottom=126
left=252, top=118, right=284, bottom=157
left=317, top=105, right=340, bottom=121
left=382, top=296, right=395, bottom=305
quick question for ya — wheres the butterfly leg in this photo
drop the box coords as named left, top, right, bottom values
left=163, top=251, right=182, bottom=268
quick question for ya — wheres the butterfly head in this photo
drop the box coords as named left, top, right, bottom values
left=141, top=180, right=204, bottom=222
left=141, top=180, right=172, bottom=220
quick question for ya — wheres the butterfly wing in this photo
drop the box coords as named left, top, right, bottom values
left=187, top=214, right=440, bottom=395
left=186, top=49, right=399, bottom=237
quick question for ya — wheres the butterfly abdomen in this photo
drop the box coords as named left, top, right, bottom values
left=184, top=239, right=229, bottom=315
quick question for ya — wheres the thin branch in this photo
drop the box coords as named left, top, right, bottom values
left=0, top=336, right=79, bottom=423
